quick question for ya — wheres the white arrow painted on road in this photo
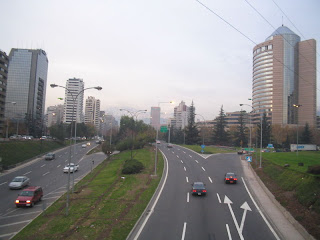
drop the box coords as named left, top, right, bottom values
left=224, top=195, right=245, bottom=240
left=240, top=202, right=252, bottom=233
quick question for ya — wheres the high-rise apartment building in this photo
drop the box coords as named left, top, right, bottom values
left=84, top=96, right=100, bottom=130
left=5, top=49, right=48, bottom=136
left=150, top=107, right=160, bottom=130
left=252, top=25, right=316, bottom=127
left=46, top=104, right=64, bottom=127
left=63, top=78, right=84, bottom=124
left=170, top=101, right=190, bottom=129
left=0, top=50, right=9, bottom=136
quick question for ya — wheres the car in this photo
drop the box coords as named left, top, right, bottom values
left=63, top=163, right=79, bottom=173
left=44, top=152, right=55, bottom=160
left=224, top=173, right=237, bottom=184
left=237, top=150, right=243, bottom=155
left=86, top=142, right=91, bottom=146
left=15, top=186, right=43, bottom=207
left=156, top=140, right=161, bottom=144
left=191, top=182, right=207, bottom=196
left=167, top=144, right=173, bottom=148
left=9, top=176, right=30, bottom=190
left=82, top=144, right=87, bottom=148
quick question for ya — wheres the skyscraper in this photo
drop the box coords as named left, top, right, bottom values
left=252, top=25, right=316, bottom=127
left=170, top=101, right=190, bottom=129
left=0, top=50, right=9, bottom=136
left=84, top=96, right=100, bottom=130
left=63, top=78, right=84, bottom=124
left=5, top=48, right=48, bottom=136
left=150, top=107, right=160, bottom=130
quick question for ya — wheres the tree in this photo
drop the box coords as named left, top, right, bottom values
left=257, top=112, right=271, bottom=148
left=49, top=123, right=67, bottom=141
left=300, top=123, right=312, bottom=144
left=234, top=111, right=248, bottom=147
left=184, top=101, right=200, bottom=145
left=212, top=105, right=229, bottom=145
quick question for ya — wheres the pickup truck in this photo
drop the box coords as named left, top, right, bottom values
left=63, top=163, right=79, bottom=173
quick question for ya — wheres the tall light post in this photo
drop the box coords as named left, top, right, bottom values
left=50, top=83, right=102, bottom=215
left=120, top=109, right=147, bottom=161
left=293, top=104, right=302, bottom=157
left=154, top=101, right=173, bottom=176
left=4, top=102, right=16, bottom=139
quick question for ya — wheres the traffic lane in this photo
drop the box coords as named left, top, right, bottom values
left=204, top=154, right=277, bottom=240
left=138, top=149, right=188, bottom=240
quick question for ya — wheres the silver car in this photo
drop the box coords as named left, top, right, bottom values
left=9, top=176, right=30, bottom=190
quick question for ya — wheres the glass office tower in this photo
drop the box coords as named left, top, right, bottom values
left=5, top=49, right=48, bottom=136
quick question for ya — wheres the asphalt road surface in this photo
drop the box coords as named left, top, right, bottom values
left=0, top=142, right=106, bottom=240
left=132, top=144, right=280, bottom=240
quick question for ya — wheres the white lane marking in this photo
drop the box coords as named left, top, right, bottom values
left=187, top=192, right=189, bottom=203
left=0, top=211, right=41, bottom=219
left=241, top=177, right=280, bottom=240
left=43, top=196, right=60, bottom=200
left=181, top=222, right=187, bottom=240
left=195, top=160, right=199, bottom=163
left=65, top=160, right=68, bottom=162
left=0, top=182, right=8, bottom=186
left=40, top=164, right=46, bottom=168
left=57, top=165, right=61, bottom=168
left=183, top=151, right=186, bottom=154
left=23, top=171, right=32, bottom=175
left=224, top=196, right=243, bottom=240
left=0, top=220, right=31, bottom=228
left=133, top=151, right=169, bottom=240
left=226, top=224, right=232, bottom=240
left=217, top=193, right=221, bottom=203
left=189, top=155, right=192, bottom=158
left=201, top=167, right=206, bottom=171
left=208, top=177, right=213, bottom=183
left=0, top=233, right=17, bottom=239
left=181, top=160, right=184, bottom=164
left=42, top=172, right=50, bottom=176
left=186, top=177, right=189, bottom=183
left=177, top=155, right=180, bottom=158
left=184, top=167, right=186, bottom=171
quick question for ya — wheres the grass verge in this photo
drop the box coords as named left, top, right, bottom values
left=12, top=146, right=163, bottom=240
left=179, top=144, right=235, bottom=154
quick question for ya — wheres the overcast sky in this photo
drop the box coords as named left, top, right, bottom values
left=2, top=0, right=319, bottom=122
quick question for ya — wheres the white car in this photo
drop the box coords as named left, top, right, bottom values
left=63, top=163, right=79, bottom=173
left=82, top=144, right=86, bottom=148
left=9, top=176, right=30, bottom=189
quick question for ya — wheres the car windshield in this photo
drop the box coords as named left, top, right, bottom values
left=193, top=183, right=205, bottom=189
left=66, top=164, right=74, bottom=167
left=13, top=177, right=24, bottom=182
left=20, top=191, right=34, bottom=196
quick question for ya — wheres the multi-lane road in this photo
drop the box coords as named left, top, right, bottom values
left=130, top=144, right=281, bottom=240
left=0, top=142, right=106, bottom=240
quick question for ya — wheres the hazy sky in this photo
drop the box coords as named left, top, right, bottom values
left=2, top=0, right=320, bottom=121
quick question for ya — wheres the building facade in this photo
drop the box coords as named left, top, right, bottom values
left=252, top=25, right=316, bottom=127
left=170, top=101, right=190, bottom=129
left=84, top=96, right=100, bottom=130
left=0, top=50, right=9, bottom=137
left=46, top=104, right=64, bottom=127
left=63, top=78, right=84, bottom=124
left=5, top=49, right=48, bottom=136
left=150, top=107, right=160, bottom=130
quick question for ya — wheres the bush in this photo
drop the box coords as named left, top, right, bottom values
left=307, top=165, right=320, bottom=175
left=122, top=159, right=144, bottom=174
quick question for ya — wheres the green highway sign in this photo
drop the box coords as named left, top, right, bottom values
left=160, top=126, right=168, bottom=133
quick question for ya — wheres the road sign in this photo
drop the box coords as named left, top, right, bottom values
left=246, top=156, right=252, bottom=162
left=201, top=145, right=205, bottom=149
left=160, top=126, right=168, bottom=133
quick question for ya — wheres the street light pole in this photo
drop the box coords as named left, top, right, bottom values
left=195, top=113, right=206, bottom=146
left=293, top=104, right=302, bottom=157
left=50, top=84, right=102, bottom=215
left=4, top=102, right=16, bottom=139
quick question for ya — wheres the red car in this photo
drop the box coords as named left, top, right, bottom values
left=224, top=173, right=237, bottom=184
left=15, top=186, right=43, bottom=207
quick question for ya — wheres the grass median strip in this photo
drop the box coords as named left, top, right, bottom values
left=12, top=146, right=163, bottom=240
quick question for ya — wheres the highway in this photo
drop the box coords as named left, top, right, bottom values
left=132, top=144, right=280, bottom=240
left=0, top=142, right=106, bottom=240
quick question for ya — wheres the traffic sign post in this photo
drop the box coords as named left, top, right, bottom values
left=201, top=145, right=205, bottom=153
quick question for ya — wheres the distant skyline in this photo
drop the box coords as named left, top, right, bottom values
left=2, top=0, right=319, bottom=121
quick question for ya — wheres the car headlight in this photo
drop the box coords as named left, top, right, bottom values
left=26, top=200, right=31, bottom=203
left=15, top=200, right=19, bottom=203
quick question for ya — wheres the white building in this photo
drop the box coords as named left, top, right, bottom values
left=63, top=78, right=84, bottom=124
left=47, top=105, right=64, bottom=127
left=84, top=96, right=100, bottom=130
left=150, top=107, right=160, bottom=130
left=170, top=101, right=190, bottom=129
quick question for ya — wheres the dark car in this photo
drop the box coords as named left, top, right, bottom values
left=224, top=173, right=237, bottom=184
left=191, top=182, right=207, bottom=196
left=15, top=186, right=43, bottom=207
left=45, top=152, right=55, bottom=160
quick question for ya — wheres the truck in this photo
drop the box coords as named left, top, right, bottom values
left=290, top=144, right=317, bottom=151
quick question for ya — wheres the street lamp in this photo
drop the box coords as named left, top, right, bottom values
left=120, top=109, right=147, bottom=160
left=50, top=83, right=102, bottom=215
left=293, top=104, right=302, bottom=157
left=154, top=101, right=173, bottom=176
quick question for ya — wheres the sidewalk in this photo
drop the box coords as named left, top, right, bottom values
left=241, top=157, right=315, bottom=240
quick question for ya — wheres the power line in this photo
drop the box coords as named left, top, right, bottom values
left=195, top=0, right=319, bottom=93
